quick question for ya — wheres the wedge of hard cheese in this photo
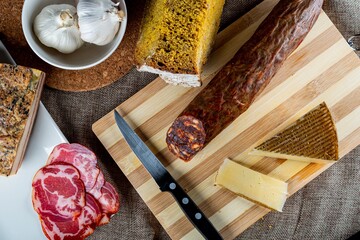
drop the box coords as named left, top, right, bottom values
left=250, top=102, right=339, bottom=164
left=215, top=158, right=288, bottom=212
left=0, top=64, right=45, bottom=176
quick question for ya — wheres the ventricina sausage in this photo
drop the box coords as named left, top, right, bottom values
left=166, top=0, right=324, bottom=161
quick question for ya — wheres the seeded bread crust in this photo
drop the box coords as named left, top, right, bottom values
left=0, top=64, right=45, bottom=176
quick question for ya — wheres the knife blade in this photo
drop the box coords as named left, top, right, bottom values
left=0, top=40, right=17, bottom=65
left=114, top=110, right=223, bottom=240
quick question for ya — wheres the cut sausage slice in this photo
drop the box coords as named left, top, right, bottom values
left=47, top=143, right=99, bottom=191
left=166, top=116, right=206, bottom=161
left=32, top=163, right=86, bottom=221
left=40, top=194, right=102, bottom=240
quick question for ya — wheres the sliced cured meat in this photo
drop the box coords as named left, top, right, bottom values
left=97, top=182, right=120, bottom=216
left=47, top=143, right=99, bottom=191
left=88, top=170, right=105, bottom=199
left=96, top=182, right=120, bottom=226
left=98, top=214, right=110, bottom=226
left=32, top=143, right=121, bottom=238
left=40, top=194, right=102, bottom=240
left=85, top=194, right=102, bottom=226
left=47, top=143, right=97, bottom=166
left=32, top=163, right=86, bottom=221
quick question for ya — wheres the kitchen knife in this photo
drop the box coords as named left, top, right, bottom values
left=114, top=110, right=223, bottom=240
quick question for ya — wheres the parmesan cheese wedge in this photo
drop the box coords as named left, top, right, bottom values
left=215, top=158, right=288, bottom=212
left=250, top=102, right=339, bottom=164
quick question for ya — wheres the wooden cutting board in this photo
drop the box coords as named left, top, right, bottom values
left=92, top=0, right=360, bottom=239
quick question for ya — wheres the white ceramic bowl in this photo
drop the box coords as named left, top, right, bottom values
left=22, top=0, right=127, bottom=70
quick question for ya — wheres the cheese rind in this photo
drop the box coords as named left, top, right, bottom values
left=215, top=158, right=288, bottom=212
left=249, top=149, right=336, bottom=164
left=251, top=102, right=338, bottom=163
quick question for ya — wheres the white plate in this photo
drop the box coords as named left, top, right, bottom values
left=0, top=103, right=67, bottom=240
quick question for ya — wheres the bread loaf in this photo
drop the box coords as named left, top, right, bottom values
left=135, top=0, right=225, bottom=87
left=0, top=64, right=45, bottom=176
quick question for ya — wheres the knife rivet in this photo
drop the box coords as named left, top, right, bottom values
left=169, top=183, right=176, bottom=190
left=195, top=213, right=202, bottom=220
left=182, top=198, right=189, bottom=204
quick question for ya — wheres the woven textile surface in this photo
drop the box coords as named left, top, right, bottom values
left=10, top=0, right=360, bottom=239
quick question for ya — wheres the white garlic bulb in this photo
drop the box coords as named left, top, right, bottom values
left=34, top=4, right=84, bottom=54
left=77, top=0, right=125, bottom=46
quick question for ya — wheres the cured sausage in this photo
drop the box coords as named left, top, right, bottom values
left=166, top=0, right=324, bottom=161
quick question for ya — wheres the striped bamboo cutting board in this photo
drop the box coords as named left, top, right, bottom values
left=92, top=0, right=360, bottom=239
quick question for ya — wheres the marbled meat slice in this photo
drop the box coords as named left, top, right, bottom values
left=98, top=214, right=111, bottom=226
left=40, top=194, right=102, bottom=240
left=47, top=143, right=99, bottom=191
left=47, top=143, right=97, bottom=166
left=98, top=182, right=120, bottom=217
left=85, top=194, right=102, bottom=226
left=32, top=163, right=86, bottom=221
left=88, top=170, right=105, bottom=199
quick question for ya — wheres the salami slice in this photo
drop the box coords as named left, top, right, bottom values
left=166, top=0, right=324, bottom=161
left=32, top=163, right=86, bottom=221
left=40, top=194, right=102, bottom=240
left=47, top=143, right=100, bottom=191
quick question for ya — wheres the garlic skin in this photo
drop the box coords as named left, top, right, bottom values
left=77, top=0, right=125, bottom=46
left=34, top=4, right=84, bottom=54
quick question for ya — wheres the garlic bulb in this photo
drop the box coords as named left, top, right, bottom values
left=77, top=0, right=125, bottom=46
left=34, top=4, right=84, bottom=54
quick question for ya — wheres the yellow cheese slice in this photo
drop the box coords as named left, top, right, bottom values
left=215, top=158, right=288, bottom=212
left=250, top=102, right=339, bottom=164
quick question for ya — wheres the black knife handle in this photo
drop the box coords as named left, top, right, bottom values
left=160, top=175, right=223, bottom=240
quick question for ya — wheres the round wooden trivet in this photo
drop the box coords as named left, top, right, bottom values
left=0, top=0, right=145, bottom=92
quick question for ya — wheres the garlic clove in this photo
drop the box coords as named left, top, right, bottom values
left=34, top=4, right=84, bottom=54
left=77, top=0, right=125, bottom=46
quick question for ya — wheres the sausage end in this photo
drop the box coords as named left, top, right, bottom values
left=166, top=116, right=206, bottom=162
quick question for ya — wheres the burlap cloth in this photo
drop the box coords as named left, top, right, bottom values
left=29, top=0, right=360, bottom=239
